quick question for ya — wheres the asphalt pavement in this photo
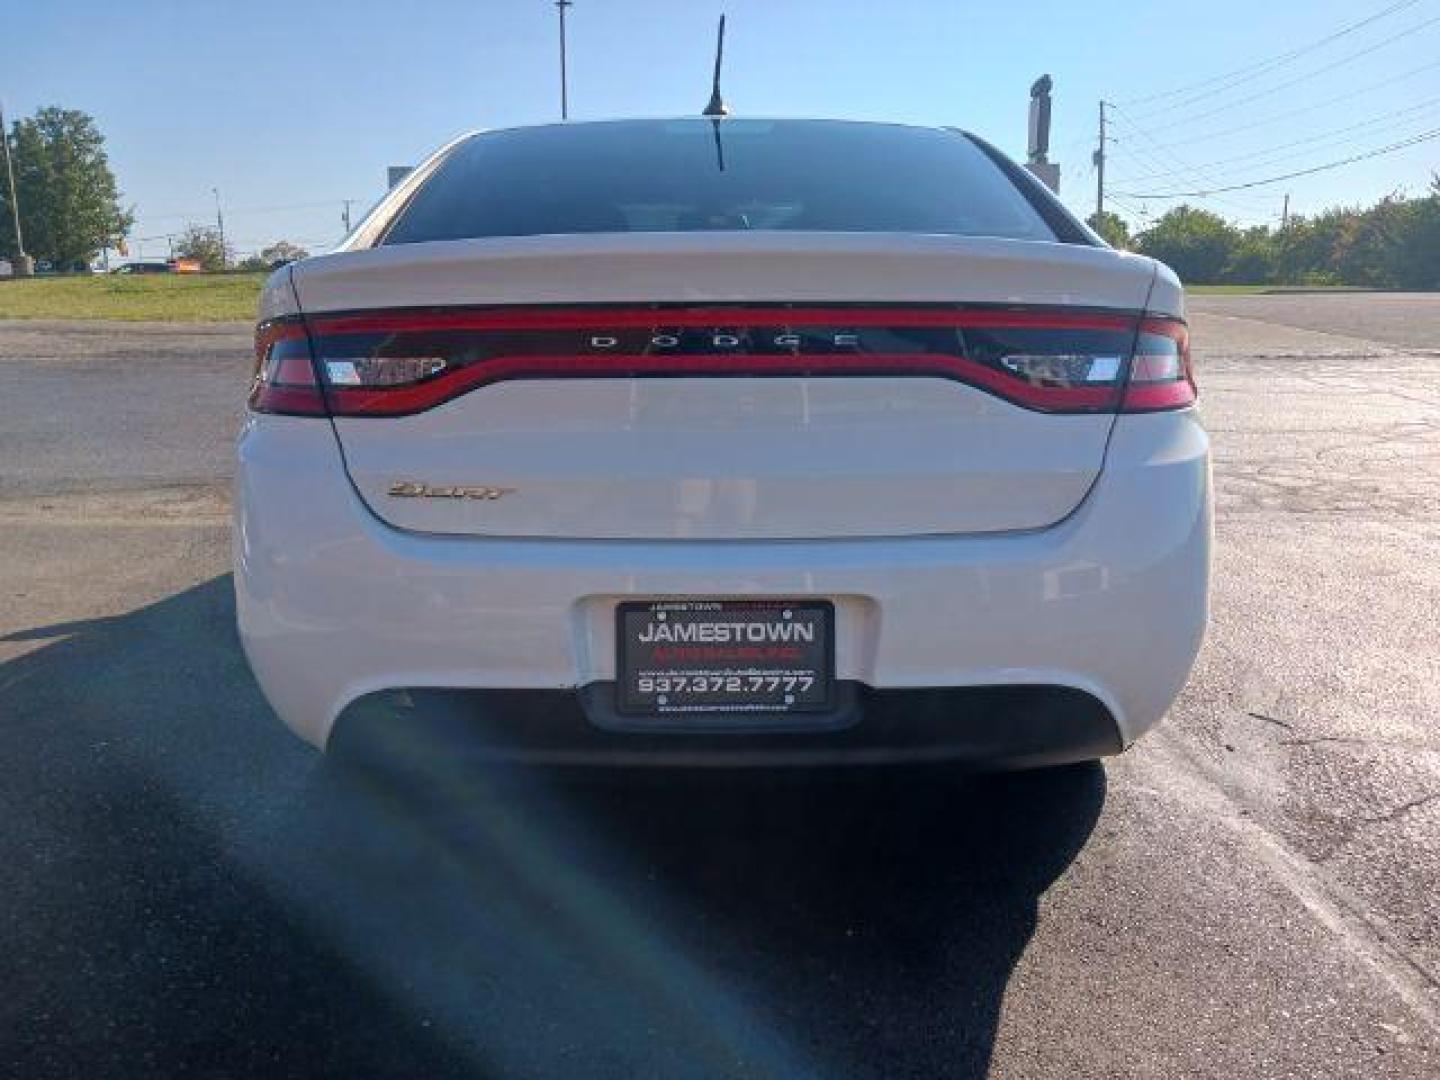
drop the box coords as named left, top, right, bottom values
left=1, top=294, right=1438, bottom=1078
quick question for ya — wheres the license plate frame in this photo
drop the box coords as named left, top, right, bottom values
left=616, top=600, right=835, bottom=718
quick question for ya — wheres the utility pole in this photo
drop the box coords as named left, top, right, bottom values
left=1093, top=100, right=1108, bottom=220
left=212, top=187, right=226, bottom=269
left=1279, top=192, right=1292, bottom=284
left=342, top=199, right=353, bottom=233
left=0, top=99, right=33, bottom=276
left=556, top=0, right=573, bottom=120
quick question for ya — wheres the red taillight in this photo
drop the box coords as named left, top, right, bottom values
left=250, top=307, right=1196, bottom=417
left=299, top=306, right=1151, bottom=417
left=1122, top=318, right=1195, bottom=412
left=249, top=319, right=327, bottom=416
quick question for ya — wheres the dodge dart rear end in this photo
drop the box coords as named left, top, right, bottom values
left=234, top=118, right=1210, bottom=766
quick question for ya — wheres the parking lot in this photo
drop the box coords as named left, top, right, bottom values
left=2, top=294, right=1438, bottom=1077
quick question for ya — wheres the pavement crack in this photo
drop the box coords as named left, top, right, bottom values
left=1247, top=711, right=1294, bottom=731
left=1360, top=791, right=1440, bottom=827
left=1314, top=792, right=1440, bottom=866
left=1149, top=733, right=1440, bottom=1025
left=1278, top=735, right=1440, bottom=757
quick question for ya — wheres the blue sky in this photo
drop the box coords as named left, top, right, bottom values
left=7, top=0, right=1439, bottom=256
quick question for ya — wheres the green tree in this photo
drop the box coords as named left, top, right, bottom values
left=260, top=240, right=309, bottom=265
left=1223, top=226, right=1277, bottom=284
left=1276, top=208, right=1352, bottom=285
left=0, top=107, right=132, bottom=266
left=1333, top=193, right=1440, bottom=289
left=1334, top=195, right=1405, bottom=286
left=1072, top=187, right=1438, bottom=287
left=1133, top=206, right=1238, bottom=284
left=236, top=240, right=310, bottom=272
left=1398, top=191, right=1440, bottom=289
left=1086, top=210, right=1131, bottom=248
left=173, top=225, right=231, bottom=271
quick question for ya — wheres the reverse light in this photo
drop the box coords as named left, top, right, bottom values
left=324, top=356, right=448, bottom=387
left=999, top=354, right=1124, bottom=384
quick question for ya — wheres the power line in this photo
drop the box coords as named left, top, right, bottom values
left=1117, top=0, right=1423, bottom=109
left=1117, top=57, right=1440, bottom=156
left=1105, top=106, right=1274, bottom=211
left=1113, top=93, right=1440, bottom=185
left=1107, top=194, right=1149, bottom=220
left=1058, top=134, right=1092, bottom=163
left=1114, top=125, right=1440, bottom=198
left=1104, top=126, right=1279, bottom=213
left=1105, top=149, right=1267, bottom=214
left=133, top=197, right=365, bottom=224
left=1136, top=12, right=1440, bottom=127
left=1106, top=142, right=1272, bottom=213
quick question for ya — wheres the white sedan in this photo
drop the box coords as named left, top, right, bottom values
left=235, top=117, right=1209, bottom=767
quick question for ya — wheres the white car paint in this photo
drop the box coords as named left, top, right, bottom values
left=292, top=230, right=1175, bottom=313
left=237, top=119, right=1207, bottom=763
left=336, top=377, right=1114, bottom=539
left=295, top=232, right=1172, bottom=541
left=235, top=406, right=1210, bottom=752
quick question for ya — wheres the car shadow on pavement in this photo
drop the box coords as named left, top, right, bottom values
left=1, top=575, right=1105, bottom=1079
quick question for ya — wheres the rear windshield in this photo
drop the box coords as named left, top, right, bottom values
left=381, top=119, right=1058, bottom=245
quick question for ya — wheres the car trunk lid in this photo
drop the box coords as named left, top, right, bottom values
left=288, top=233, right=1158, bottom=540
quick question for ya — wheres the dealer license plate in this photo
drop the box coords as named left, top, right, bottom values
left=616, top=600, right=834, bottom=716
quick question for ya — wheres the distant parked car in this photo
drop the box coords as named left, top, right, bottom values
left=113, top=261, right=173, bottom=274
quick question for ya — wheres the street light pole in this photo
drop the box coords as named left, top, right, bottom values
left=556, top=0, right=573, bottom=119
left=0, top=99, right=34, bottom=276
left=212, top=187, right=226, bottom=269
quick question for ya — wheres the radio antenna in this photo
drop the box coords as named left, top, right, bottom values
left=702, top=15, right=730, bottom=117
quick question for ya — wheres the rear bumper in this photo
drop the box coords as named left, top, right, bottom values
left=234, top=409, right=1211, bottom=757
left=332, top=685, right=1122, bottom=769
